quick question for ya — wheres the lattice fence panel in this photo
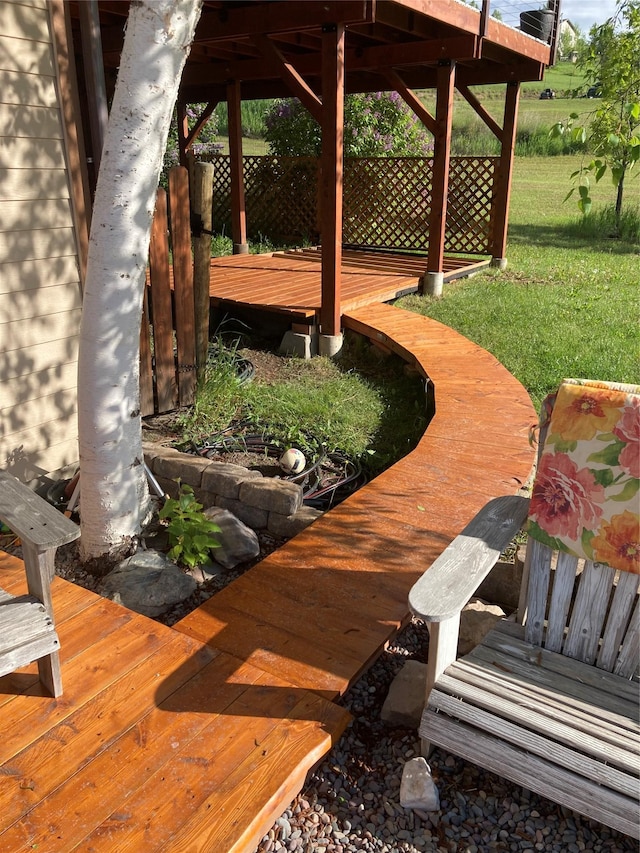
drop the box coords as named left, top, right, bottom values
left=344, top=158, right=433, bottom=251
left=445, top=157, right=496, bottom=255
left=205, top=155, right=497, bottom=254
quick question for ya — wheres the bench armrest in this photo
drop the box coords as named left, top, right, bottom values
left=0, top=470, right=79, bottom=550
left=409, top=495, right=530, bottom=623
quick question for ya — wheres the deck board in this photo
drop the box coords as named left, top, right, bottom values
left=0, top=551, right=351, bottom=853
left=208, top=248, right=489, bottom=320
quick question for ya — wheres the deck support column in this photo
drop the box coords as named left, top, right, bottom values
left=227, top=79, right=248, bottom=255
left=319, top=23, right=345, bottom=342
left=423, top=60, right=455, bottom=295
left=491, top=81, right=520, bottom=268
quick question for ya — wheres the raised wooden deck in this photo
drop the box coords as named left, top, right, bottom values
left=1, top=305, right=535, bottom=852
left=209, top=248, right=489, bottom=321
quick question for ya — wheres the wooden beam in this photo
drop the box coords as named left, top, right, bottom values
left=185, top=101, right=219, bottom=151
left=320, top=24, right=345, bottom=338
left=253, top=34, right=323, bottom=124
left=195, top=1, right=371, bottom=43
left=491, top=82, right=520, bottom=264
left=227, top=80, right=248, bottom=253
left=384, top=69, right=436, bottom=135
left=426, top=61, right=455, bottom=287
left=456, top=83, right=501, bottom=140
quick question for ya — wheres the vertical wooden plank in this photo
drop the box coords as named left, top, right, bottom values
left=193, top=161, right=215, bottom=378
left=564, top=561, right=616, bottom=665
left=168, top=166, right=196, bottom=407
left=227, top=80, right=248, bottom=254
left=544, top=551, right=579, bottom=652
left=490, top=81, right=520, bottom=265
left=614, top=598, right=639, bottom=678
left=319, top=23, right=345, bottom=338
left=149, top=189, right=178, bottom=413
left=425, top=61, right=455, bottom=283
left=139, top=287, right=154, bottom=416
left=523, top=538, right=553, bottom=647
left=597, top=571, right=639, bottom=673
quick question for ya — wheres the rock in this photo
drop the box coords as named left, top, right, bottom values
left=100, top=550, right=196, bottom=617
left=459, top=598, right=506, bottom=656
left=204, top=507, right=261, bottom=569
left=400, top=757, right=440, bottom=812
left=476, top=556, right=524, bottom=613
left=381, top=660, right=427, bottom=729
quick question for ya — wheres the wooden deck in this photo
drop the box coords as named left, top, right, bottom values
left=1, top=305, right=535, bottom=852
left=209, top=248, right=489, bottom=321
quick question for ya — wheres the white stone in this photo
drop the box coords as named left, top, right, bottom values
left=400, top=757, right=440, bottom=812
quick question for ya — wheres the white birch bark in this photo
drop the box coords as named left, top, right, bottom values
left=77, top=0, right=202, bottom=559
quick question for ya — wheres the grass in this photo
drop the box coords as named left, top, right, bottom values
left=397, top=155, right=639, bottom=411
left=176, top=335, right=428, bottom=475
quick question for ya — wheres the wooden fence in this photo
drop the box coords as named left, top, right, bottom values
left=208, top=154, right=497, bottom=255
left=140, top=167, right=197, bottom=417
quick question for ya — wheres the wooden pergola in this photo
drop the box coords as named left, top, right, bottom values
left=69, top=0, right=559, bottom=339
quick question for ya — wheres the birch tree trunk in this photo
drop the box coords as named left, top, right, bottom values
left=77, top=0, right=202, bottom=560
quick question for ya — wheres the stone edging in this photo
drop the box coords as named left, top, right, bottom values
left=143, top=443, right=322, bottom=539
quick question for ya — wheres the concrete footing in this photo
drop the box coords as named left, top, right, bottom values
left=233, top=242, right=249, bottom=255
left=318, top=333, right=343, bottom=358
left=278, top=331, right=317, bottom=359
left=423, top=271, right=444, bottom=297
left=491, top=256, right=508, bottom=270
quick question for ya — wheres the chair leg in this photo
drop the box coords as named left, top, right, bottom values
left=38, top=650, right=63, bottom=697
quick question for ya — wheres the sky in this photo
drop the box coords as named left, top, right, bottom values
left=560, top=0, right=618, bottom=34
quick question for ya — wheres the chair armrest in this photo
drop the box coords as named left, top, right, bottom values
left=0, top=470, right=79, bottom=550
left=409, top=495, right=529, bottom=623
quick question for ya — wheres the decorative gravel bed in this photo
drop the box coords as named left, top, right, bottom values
left=254, top=619, right=636, bottom=853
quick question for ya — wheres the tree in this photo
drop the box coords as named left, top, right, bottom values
left=552, top=1, right=640, bottom=231
left=77, top=0, right=203, bottom=561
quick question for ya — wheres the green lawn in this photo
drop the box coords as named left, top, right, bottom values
left=397, top=155, right=640, bottom=410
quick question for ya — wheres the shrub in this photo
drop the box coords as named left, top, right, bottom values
left=264, top=92, right=433, bottom=157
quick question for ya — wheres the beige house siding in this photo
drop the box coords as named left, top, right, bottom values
left=0, top=0, right=84, bottom=481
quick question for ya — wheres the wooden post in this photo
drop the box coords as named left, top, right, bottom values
left=168, top=166, right=196, bottom=406
left=78, top=0, right=108, bottom=175
left=319, top=23, right=345, bottom=339
left=227, top=80, right=248, bottom=254
left=491, top=81, right=520, bottom=268
left=425, top=61, right=455, bottom=295
left=193, top=161, right=215, bottom=378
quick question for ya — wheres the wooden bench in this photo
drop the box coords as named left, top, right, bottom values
left=0, top=470, right=80, bottom=696
left=409, top=379, right=640, bottom=839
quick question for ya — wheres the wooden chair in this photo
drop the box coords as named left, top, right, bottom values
left=409, top=379, right=640, bottom=838
left=0, top=470, right=80, bottom=696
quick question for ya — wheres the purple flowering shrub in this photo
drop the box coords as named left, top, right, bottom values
left=264, top=92, right=433, bottom=157
left=161, top=104, right=222, bottom=187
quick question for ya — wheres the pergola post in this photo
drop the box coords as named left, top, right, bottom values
left=424, top=60, right=455, bottom=297
left=227, top=79, right=248, bottom=254
left=490, top=81, right=520, bottom=268
left=319, top=22, right=345, bottom=348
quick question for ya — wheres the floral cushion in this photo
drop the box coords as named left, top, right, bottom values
left=528, top=379, right=640, bottom=574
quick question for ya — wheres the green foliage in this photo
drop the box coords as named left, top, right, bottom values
left=264, top=93, right=433, bottom=157
left=161, top=104, right=222, bottom=188
left=158, top=483, right=220, bottom=568
left=550, top=2, right=640, bottom=225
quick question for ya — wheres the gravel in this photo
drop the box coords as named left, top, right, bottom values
left=253, top=619, right=636, bottom=853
